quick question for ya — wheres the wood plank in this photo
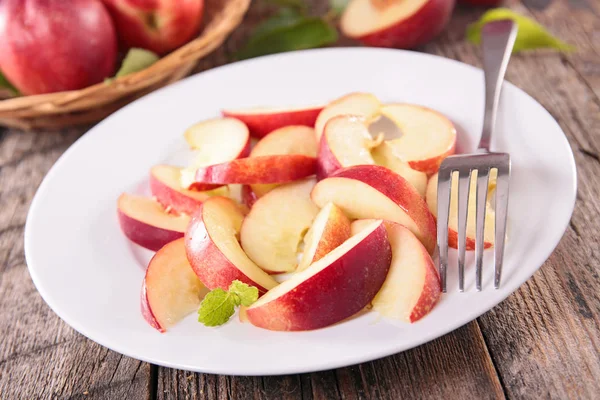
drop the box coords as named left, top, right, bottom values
left=0, top=129, right=152, bottom=400
left=432, top=2, right=600, bottom=398
left=158, top=323, right=504, bottom=400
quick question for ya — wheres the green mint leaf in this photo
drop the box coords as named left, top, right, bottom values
left=115, top=48, right=160, bottom=78
left=466, top=8, right=574, bottom=53
left=229, top=280, right=259, bottom=307
left=236, top=17, right=338, bottom=60
left=0, top=70, right=19, bottom=97
left=329, top=0, right=350, bottom=15
left=197, top=288, right=236, bottom=327
left=251, top=8, right=304, bottom=40
left=265, top=0, right=307, bottom=12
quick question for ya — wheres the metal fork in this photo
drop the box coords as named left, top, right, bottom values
left=437, top=20, right=518, bottom=292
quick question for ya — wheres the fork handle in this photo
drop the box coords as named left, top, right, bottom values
left=478, top=20, right=518, bottom=152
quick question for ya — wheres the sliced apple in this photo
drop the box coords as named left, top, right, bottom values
left=141, top=238, right=209, bottom=332
left=222, top=105, right=323, bottom=138
left=246, top=220, right=392, bottom=331
left=315, top=92, right=381, bottom=142
left=117, top=193, right=190, bottom=251
left=150, top=165, right=228, bottom=215
left=180, top=117, right=251, bottom=190
left=352, top=220, right=441, bottom=323
left=340, top=0, right=455, bottom=50
left=371, top=142, right=427, bottom=197
left=185, top=196, right=278, bottom=293
left=318, top=115, right=427, bottom=196
left=426, top=170, right=497, bottom=250
left=250, top=125, right=318, bottom=197
left=297, top=202, right=352, bottom=272
left=192, top=155, right=317, bottom=186
left=311, top=165, right=437, bottom=254
left=240, top=179, right=319, bottom=274
left=380, top=104, right=456, bottom=175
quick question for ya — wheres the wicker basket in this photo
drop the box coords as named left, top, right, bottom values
left=0, top=0, right=251, bottom=130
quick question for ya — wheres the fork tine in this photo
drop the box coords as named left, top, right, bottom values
left=436, top=166, right=452, bottom=293
left=494, top=163, right=510, bottom=288
left=475, top=168, right=490, bottom=291
left=456, top=170, right=472, bottom=292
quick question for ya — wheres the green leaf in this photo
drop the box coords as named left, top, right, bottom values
left=197, top=281, right=259, bottom=327
left=236, top=17, right=338, bottom=60
left=115, top=48, right=160, bottom=78
left=229, top=280, right=259, bottom=307
left=466, top=8, right=574, bottom=53
left=0, top=70, right=18, bottom=96
left=251, top=8, right=304, bottom=40
left=197, top=288, right=236, bottom=327
left=329, top=0, right=350, bottom=15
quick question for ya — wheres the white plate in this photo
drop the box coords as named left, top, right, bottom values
left=25, top=48, right=576, bottom=376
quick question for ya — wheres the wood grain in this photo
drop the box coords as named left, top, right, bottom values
left=0, top=0, right=599, bottom=399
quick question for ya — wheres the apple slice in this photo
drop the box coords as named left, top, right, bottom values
left=380, top=104, right=456, bottom=175
left=250, top=125, right=318, bottom=197
left=241, top=185, right=258, bottom=209
left=318, top=115, right=427, bottom=196
left=371, top=142, right=427, bottom=197
left=180, top=117, right=251, bottom=190
left=222, top=105, right=323, bottom=138
left=141, top=238, right=209, bottom=332
left=315, top=92, right=381, bottom=142
left=340, top=0, right=455, bottom=50
left=311, top=165, right=437, bottom=254
left=117, top=193, right=190, bottom=251
left=246, top=220, right=392, bottom=331
left=352, top=220, right=441, bottom=322
left=426, top=170, right=497, bottom=250
left=185, top=196, right=278, bottom=293
left=192, top=155, right=317, bottom=186
left=240, top=179, right=319, bottom=274
left=150, top=165, right=228, bottom=215
left=297, top=202, right=352, bottom=272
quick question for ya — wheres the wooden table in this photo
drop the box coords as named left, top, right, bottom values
left=1, top=0, right=598, bottom=398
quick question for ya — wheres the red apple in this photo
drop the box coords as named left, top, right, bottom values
left=297, top=202, right=352, bottom=272
left=185, top=196, right=279, bottom=293
left=192, top=155, right=317, bottom=186
left=0, top=0, right=118, bottom=95
left=352, top=220, right=441, bottom=322
left=149, top=165, right=228, bottom=215
left=117, top=193, right=190, bottom=251
left=141, top=238, right=209, bottom=332
left=181, top=117, right=251, bottom=191
left=222, top=105, right=323, bottom=138
left=240, top=179, right=319, bottom=274
left=241, top=185, right=258, bottom=209
left=246, top=220, right=392, bottom=331
left=102, top=0, right=204, bottom=55
left=341, top=0, right=456, bottom=49
left=311, top=165, right=437, bottom=254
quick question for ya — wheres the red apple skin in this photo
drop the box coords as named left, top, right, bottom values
left=0, top=0, right=118, bottom=95
left=102, top=0, right=204, bottom=55
left=331, top=165, right=437, bottom=253
left=347, top=0, right=456, bottom=49
left=316, top=133, right=343, bottom=180
left=246, top=222, right=392, bottom=331
left=140, top=279, right=163, bottom=332
left=241, top=185, right=258, bottom=209
left=185, top=201, right=272, bottom=294
left=117, top=210, right=185, bottom=251
left=194, top=155, right=317, bottom=185
left=222, top=106, right=323, bottom=138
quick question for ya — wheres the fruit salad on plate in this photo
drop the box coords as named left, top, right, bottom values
left=117, top=92, right=498, bottom=332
